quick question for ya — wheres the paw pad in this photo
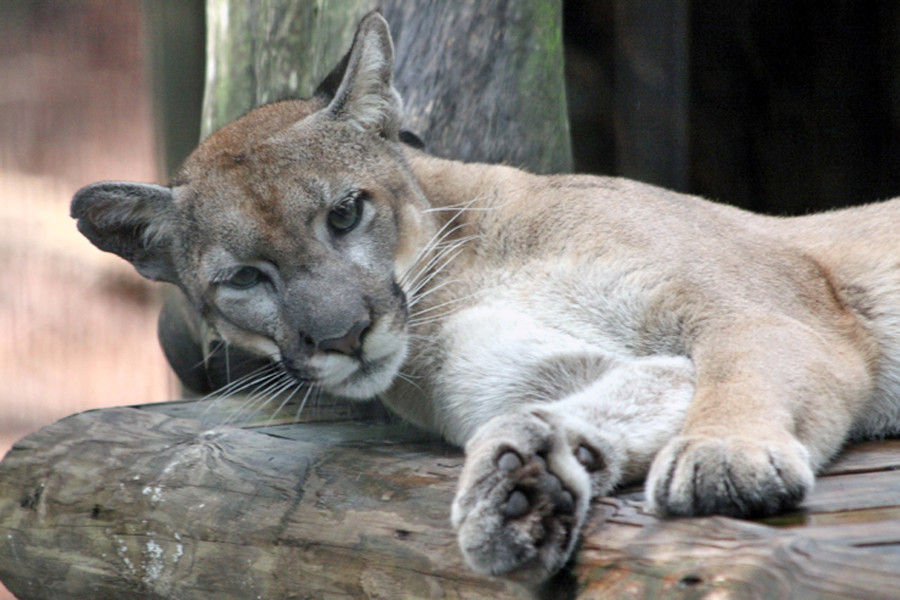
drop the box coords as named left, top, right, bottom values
left=538, top=472, right=563, bottom=496
left=575, top=444, right=603, bottom=472
left=504, top=490, right=530, bottom=518
left=497, top=451, right=523, bottom=472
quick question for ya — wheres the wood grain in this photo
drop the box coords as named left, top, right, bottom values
left=577, top=499, right=900, bottom=600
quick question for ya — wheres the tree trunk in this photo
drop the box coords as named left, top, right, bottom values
left=201, top=0, right=571, bottom=169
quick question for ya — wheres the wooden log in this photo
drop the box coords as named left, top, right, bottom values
left=0, top=407, right=527, bottom=600
left=3, top=406, right=900, bottom=599
left=576, top=498, right=900, bottom=600
left=571, top=442, right=900, bottom=599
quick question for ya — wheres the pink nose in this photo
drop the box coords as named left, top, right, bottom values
left=318, top=319, right=371, bottom=356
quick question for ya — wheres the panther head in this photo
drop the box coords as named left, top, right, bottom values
left=71, top=13, right=432, bottom=399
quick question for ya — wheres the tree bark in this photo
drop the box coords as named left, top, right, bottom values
left=143, top=0, right=206, bottom=178
left=201, top=0, right=571, bottom=169
left=383, top=1, right=571, bottom=174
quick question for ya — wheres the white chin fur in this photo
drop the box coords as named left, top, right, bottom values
left=312, top=326, right=408, bottom=399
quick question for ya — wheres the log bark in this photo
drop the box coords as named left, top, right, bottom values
left=576, top=499, right=900, bottom=599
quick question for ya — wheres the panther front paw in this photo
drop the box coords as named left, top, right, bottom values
left=451, top=410, right=615, bottom=584
left=646, top=433, right=814, bottom=518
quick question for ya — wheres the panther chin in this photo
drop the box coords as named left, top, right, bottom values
left=305, top=324, right=409, bottom=400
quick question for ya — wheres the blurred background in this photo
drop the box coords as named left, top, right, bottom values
left=0, top=0, right=175, bottom=469
left=0, top=4, right=173, bottom=594
left=3, top=1, right=900, bottom=596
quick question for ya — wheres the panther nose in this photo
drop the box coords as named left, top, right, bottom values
left=318, top=319, right=371, bottom=356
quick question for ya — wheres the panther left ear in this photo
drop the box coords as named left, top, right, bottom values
left=70, top=181, right=179, bottom=284
left=322, top=12, right=403, bottom=139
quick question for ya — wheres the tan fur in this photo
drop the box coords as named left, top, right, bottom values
left=72, top=13, right=900, bottom=585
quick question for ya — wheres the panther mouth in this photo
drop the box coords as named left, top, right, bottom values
left=282, top=318, right=408, bottom=399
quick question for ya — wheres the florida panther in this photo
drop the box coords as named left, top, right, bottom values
left=72, top=13, right=900, bottom=583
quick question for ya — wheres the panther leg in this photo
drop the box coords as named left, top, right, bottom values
left=451, top=408, right=611, bottom=584
left=452, top=356, right=694, bottom=584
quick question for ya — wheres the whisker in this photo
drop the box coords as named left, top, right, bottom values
left=406, top=242, right=472, bottom=299
left=224, top=342, right=231, bottom=384
left=407, top=298, right=482, bottom=329
left=233, top=373, right=298, bottom=425
left=400, top=222, right=471, bottom=290
left=394, top=370, right=424, bottom=384
left=262, top=381, right=305, bottom=429
left=407, top=278, right=461, bottom=308
left=294, top=384, right=319, bottom=421
left=409, top=289, right=482, bottom=319
left=420, top=195, right=492, bottom=213
left=421, top=205, right=495, bottom=213
left=407, top=314, right=454, bottom=328
left=393, top=371, right=428, bottom=396
left=189, top=339, right=226, bottom=371
left=405, top=333, right=433, bottom=343
left=197, top=367, right=286, bottom=422
left=400, top=197, right=481, bottom=285
left=403, top=238, right=477, bottom=312
left=199, top=365, right=283, bottom=404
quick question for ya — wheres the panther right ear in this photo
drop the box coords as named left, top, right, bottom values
left=71, top=181, right=179, bottom=284
left=319, top=12, right=403, bottom=140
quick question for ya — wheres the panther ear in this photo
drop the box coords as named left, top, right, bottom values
left=71, top=181, right=179, bottom=284
left=322, top=11, right=402, bottom=139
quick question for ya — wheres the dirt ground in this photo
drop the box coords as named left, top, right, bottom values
left=0, top=3, right=177, bottom=597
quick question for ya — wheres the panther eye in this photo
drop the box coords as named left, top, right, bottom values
left=328, top=193, right=365, bottom=234
left=224, top=266, right=266, bottom=289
